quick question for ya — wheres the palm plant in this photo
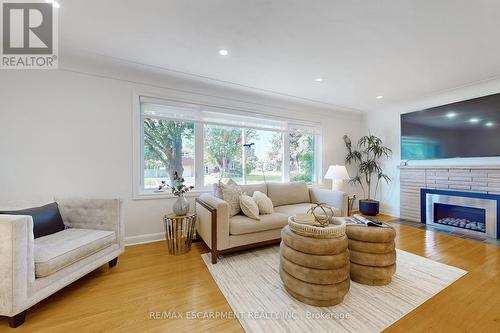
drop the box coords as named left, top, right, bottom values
left=343, top=134, right=392, bottom=200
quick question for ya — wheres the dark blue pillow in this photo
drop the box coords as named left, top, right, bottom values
left=0, top=202, right=65, bottom=238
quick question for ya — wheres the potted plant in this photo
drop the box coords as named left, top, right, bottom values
left=159, top=172, right=194, bottom=216
left=343, top=134, right=392, bottom=216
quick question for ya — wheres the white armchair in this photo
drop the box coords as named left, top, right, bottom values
left=0, top=198, right=124, bottom=328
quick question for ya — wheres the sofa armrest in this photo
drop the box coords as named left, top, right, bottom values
left=0, top=215, right=35, bottom=317
left=309, top=188, right=349, bottom=216
left=195, top=194, right=230, bottom=263
left=55, top=197, right=124, bottom=250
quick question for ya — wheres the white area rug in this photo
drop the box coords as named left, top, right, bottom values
left=202, top=246, right=466, bottom=333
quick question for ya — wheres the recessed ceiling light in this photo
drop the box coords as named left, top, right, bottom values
left=218, top=49, right=228, bottom=56
left=486, top=122, right=494, bottom=127
left=376, top=95, right=384, bottom=99
left=314, top=77, right=324, bottom=82
left=469, top=118, right=480, bottom=123
left=446, top=112, right=457, bottom=118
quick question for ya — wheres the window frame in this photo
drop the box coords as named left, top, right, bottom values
left=133, top=92, right=323, bottom=199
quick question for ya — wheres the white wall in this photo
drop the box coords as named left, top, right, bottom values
left=0, top=57, right=364, bottom=244
left=365, top=78, right=500, bottom=217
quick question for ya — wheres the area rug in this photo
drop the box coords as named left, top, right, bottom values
left=202, top=246, right=466, bottom=333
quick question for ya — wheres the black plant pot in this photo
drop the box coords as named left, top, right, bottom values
left=359, top=199, right=380, bottom=216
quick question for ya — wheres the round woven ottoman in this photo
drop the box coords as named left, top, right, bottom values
left=279, top=219, right=350, bottom=306
left=345, top=222, right=397, bottom=286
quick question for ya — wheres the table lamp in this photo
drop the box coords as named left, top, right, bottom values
left=324, top=165, right=350, bottom=190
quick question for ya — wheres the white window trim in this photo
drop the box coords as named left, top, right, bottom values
left=133, top=92, right=323, bottom=200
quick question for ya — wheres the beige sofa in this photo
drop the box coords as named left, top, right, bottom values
left=196, top=182, right=348, bottom=264
left=0, top=198, right=124, bottom=328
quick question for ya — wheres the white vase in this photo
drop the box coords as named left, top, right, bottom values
left=173, top=195, right=189, bottom=216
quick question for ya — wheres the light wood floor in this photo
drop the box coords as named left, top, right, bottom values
left=2, top=216, right=500, bottom=332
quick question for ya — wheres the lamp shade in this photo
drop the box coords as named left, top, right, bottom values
left=324, top=165, right=350, bottom=180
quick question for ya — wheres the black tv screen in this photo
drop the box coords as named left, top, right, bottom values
left=401, top=93, right=500, bottom=160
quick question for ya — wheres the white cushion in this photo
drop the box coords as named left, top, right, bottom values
left=252, top=191, right=274, bottom=214
left=267, top=182, right=310, bottom=207
left=34, top=228, right=115, bottom=277
left=220, top=179, right=242, bottom=216
left=230, top=213, right=288, bottom=235
left=273, top=203, right=314, bottom=216
left=240, top=194, right=260, bottom=220
left=239, top=183, right=267, bottom=196
left=274, top=203, right=342, bottom=217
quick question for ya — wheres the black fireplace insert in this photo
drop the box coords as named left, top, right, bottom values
left=433, top=203, right=486, bottom=233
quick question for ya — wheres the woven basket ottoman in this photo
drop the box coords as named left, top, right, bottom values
left=279, top=218, right=350, bottom=306
left=345, top=221, right=396, bottom=286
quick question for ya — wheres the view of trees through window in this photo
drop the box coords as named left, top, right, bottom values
left=203, top=125, right=243, bottom=184
left=289, top=132, right=315, bottom=182
left=142, top=115, right=316, bottom=190
left=244, top=129, right=283, bottom=184
left=143, top=118, right=195, bottom=189
left=202, top=126, right=284, bottom=184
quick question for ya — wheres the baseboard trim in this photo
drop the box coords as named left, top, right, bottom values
left=380, top=209, right=400, bottom=218
left=125, top=232, right=165, bottom=246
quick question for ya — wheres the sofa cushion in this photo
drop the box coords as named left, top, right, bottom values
left=267, top=182, right=310, bottom=207
left=0, top=202, right=65, bottom=238
left=220, top=180, right=243, bottom=216
left=213, top=179, right=235, bottom=199
left=214, top=180, right=267, bottom=199
left=240, top=194, right=260, bottom=220
left=212, top=182, right=223, bottom=199
left=239, top=183, right=267, bottom=196
left=230, top=212, right=288, bottom=235
left=253, top=191, right=274, bottom=214
left=34, top=228, right=115, bottom=277
left=274, top=203, right=342, bottom=217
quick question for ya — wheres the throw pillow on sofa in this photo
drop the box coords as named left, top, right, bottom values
left=212, top=179, right=228, bottom=199
left=213, top=182, right=223, bottom=199
left=0, top=202, right=65, bottom=238
left=220, top=179, right=243, bottom=216
left=213, top=179, right=238, bottom=199
left=252, top=191, right=274, bottom=214
left=240, top=194, right=260, bottom=220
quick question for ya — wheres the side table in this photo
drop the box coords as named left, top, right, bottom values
left=279, top=217, right=351, bottom=306
left=335, top=216, right=397, bottom=285
left=163, top=213, right=197, bottom=255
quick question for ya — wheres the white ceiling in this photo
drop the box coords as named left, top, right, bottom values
left=59, top=0, right=500, bottom=112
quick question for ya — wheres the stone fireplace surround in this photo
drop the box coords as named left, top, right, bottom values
left=400, top=166, right=500, bottom=226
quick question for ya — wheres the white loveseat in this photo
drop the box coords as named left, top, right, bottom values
left=196, top=182, right=348, bottom=264
left=0, top=198, right=124, bottom=328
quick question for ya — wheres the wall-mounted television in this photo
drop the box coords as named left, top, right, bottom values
left=401, top=93, right=500, bottom=160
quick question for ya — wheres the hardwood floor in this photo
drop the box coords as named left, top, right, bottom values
left=1, top=216, right=500, bottom=332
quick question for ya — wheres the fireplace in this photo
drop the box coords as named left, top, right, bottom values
left=421, top=189, right=500, bottom=238
left=433, top=203, right=486, bottom=233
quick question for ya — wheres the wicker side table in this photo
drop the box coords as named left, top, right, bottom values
left=163, top=213, right=197, bottom=255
